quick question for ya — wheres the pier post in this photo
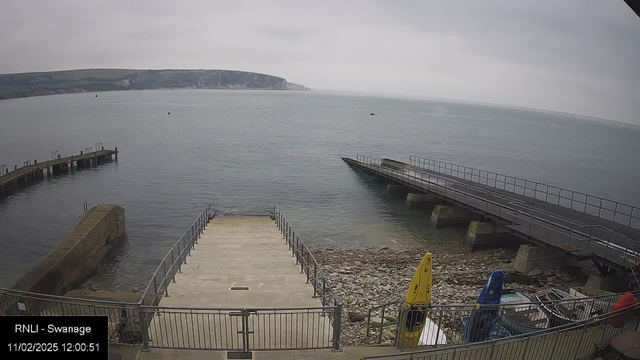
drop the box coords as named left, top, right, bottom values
left=115, top=147, right=118, bottom=161
left=512, top=244, right=586, bottom=273
left=463, top=221, right=518, bottom=251
left=429, top=205, right=482, bottom=228
left=405, top=193, right=441, bottom=209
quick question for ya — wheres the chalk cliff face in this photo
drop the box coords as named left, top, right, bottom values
left=0, top=69, right=309, bottom=100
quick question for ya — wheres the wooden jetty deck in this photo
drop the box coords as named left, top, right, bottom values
left=0, top=147, right=118, bottom=198
left=343, top=155, right=640, bottom=287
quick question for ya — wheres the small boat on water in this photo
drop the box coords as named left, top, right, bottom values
left=535, top=288, right=581, bottom=327
left=499, top=290, right=549, bottom=334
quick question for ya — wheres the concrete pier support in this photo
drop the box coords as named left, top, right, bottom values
left=429, top=205, right=482, bottom=228
left=584, top=274, right=629, bottom=293
left=512, top=244, right=585, bottom=273
left=463, top=221, right=515, bottom=251
left=386, top=184, right=410, bottom=197
left=405, top=193, right=441, bottom=209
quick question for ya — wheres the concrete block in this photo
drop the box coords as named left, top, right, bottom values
left=11, top=204, right=126, bottom=296
left=405, top=193, right=441, bottom=209
left=512, top=244, right=575, bottom=273
left=584, top=275, right=629, bottom=293
left=429, top=205, right=482, bottom=228
left=463, top=221, right=517, bottom=251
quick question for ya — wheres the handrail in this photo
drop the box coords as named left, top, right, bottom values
left=365, top=289, right=640, bottom=342
left=363, top=301, right=640, bottom=359
left=0, top=286, right=139, bottom=306
left=273, top=205, right=339, bottom=308
left=139, top=204, right=213, bottom=305
left=409, top=155, right=640, bottom=230
left=354, top=155, right=639, bottom=271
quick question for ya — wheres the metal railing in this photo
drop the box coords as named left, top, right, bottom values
left=0, top=146, right=114, bottom=182
left=141, top=305, right=340, bottom=351
left=354, top=155, right=640, bottom=283
left=363, top=302, right=640, bottom=360
left=409, top=155, right=640, bottom=230
left=273, top=205, right=340, bottom=309
left=0, top=287, right=144, bottom=345
left=1, top=205, right=343, bottom=352
left=139, top=204, right=213, bottom=306
left=366, top=290, right=640, bottom=348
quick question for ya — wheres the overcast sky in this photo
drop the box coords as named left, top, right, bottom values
left=1, top=1, right=639, bottom=124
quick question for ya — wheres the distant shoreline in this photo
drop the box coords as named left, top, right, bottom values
left=0, top=68, right=310, bottom=101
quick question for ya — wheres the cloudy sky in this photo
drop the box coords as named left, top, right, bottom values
left=2, top=1, right=639, bottom=124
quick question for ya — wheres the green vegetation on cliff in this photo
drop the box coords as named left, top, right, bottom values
left=0, top=69, right=309, bottom=100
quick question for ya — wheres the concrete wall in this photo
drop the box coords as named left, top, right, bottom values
left=12, top=204, right=125, bottom=295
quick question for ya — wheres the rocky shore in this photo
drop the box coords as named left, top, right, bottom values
left=313, top=247, right=593, bottom=346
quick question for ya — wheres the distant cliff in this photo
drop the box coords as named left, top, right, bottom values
left=0, top=69, right=310, bottom=100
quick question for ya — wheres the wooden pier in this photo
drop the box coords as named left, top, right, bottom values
left=0, top=147, right=118, bottom=198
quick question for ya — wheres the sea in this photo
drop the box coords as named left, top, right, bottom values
left=1, top=89, right=639, bottom=290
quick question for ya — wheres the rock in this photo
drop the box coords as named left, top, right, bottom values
left=348, top=312, right=365, bottom=322
left=528, top=269, right=543, bottom=276
left=382, top=328, right=394, bottom=340
left=544, top=269, right=555, bottom=276
left=370, top=316, right=383, bottom=325
left=546, top=276, right=557, bottom=284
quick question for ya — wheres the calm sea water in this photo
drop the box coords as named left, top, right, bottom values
left=1, top=90, right=639, bottom=290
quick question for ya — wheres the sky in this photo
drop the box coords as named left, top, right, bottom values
left=1, top=0, right=639, bottom=125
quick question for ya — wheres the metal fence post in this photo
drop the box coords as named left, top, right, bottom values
left=171, top=250, right=176, bottom=281
left=162, top=262, right=169, bottom=297
left=573, top=321, right=589, bottom=359
left=138, top=305, right=150, bottom=351
left=312, top=264, right=318, bottom=297
left=306, top=252, right=310, bottom=283
left=332, top=304, right=342, bottom=351
left=520, top=337, right=530, bottom=360
left=434, top=308, right=443, bottom=348
left=322, top=278, right=327, bottom=306
left=547, top=329, right=561, bottom=360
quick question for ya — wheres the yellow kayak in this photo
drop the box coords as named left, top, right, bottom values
left=401, top=252, right=432, bottom=346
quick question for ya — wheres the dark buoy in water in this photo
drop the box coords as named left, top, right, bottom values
left=370, top=112, right=375, bottom=116
left=95, top=94, right=98, bottom=97
left=269, top=212, right=275, bottom=220
left=168, top=112, right=171, bottom=115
